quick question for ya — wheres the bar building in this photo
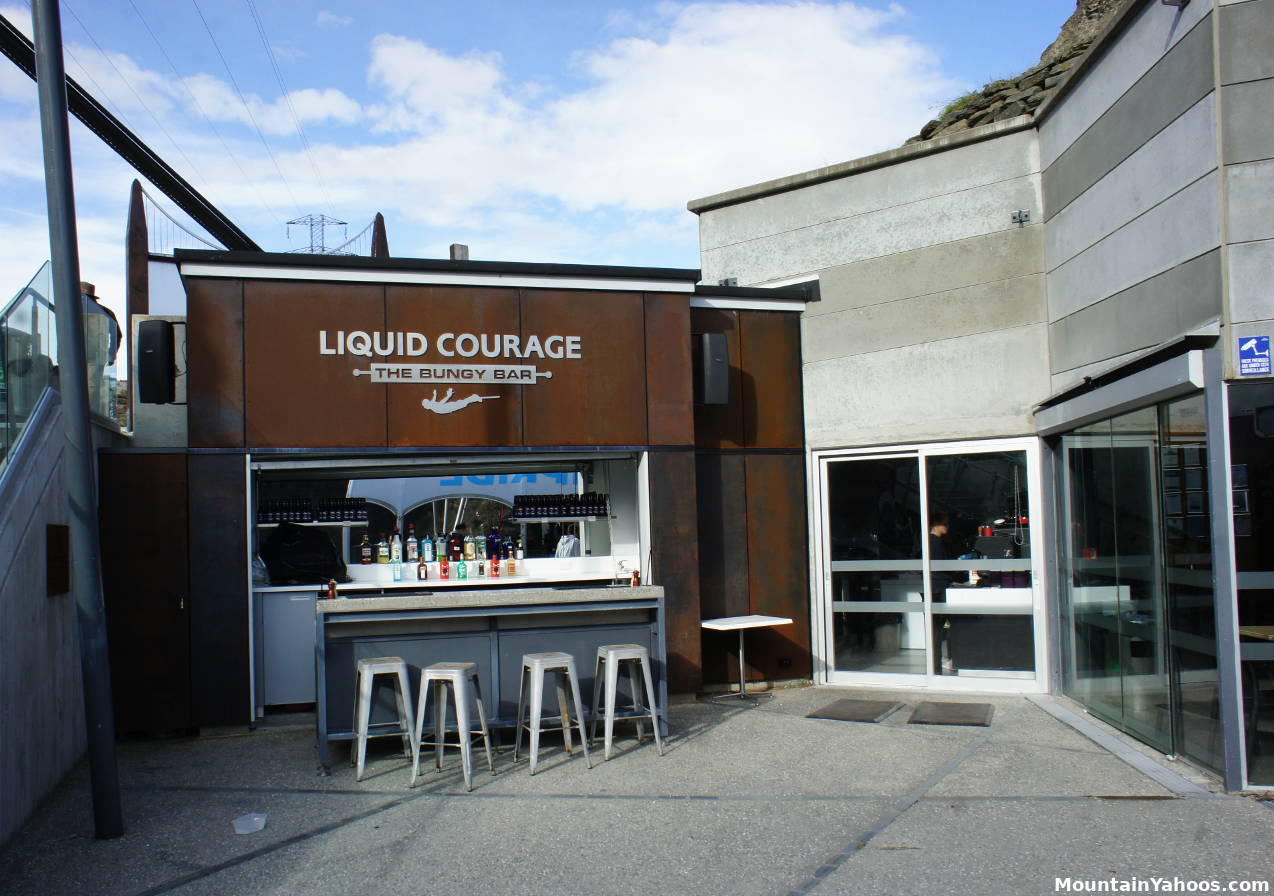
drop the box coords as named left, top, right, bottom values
left=105, top=247, right=811, bottom=751
left=8, top=1, right=1274, bottom=844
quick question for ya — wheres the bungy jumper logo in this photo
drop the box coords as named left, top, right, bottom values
left=319, top=330, right=583, bottom=415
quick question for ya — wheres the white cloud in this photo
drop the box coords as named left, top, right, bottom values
left=317, top=10, right=353, bottom=29
left=338, top=1, right=957, bottom=243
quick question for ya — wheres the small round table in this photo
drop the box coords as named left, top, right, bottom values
left=701, top=614, right=793, bottom=703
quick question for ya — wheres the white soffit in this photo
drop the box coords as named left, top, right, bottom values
left=689, top=296, right=807, bottom=311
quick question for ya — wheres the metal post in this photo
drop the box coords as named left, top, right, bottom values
left=1204, top=346, right=1246, bottom=791
left=31, top=0, right=124, bottom=838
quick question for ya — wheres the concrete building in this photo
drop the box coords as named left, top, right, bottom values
left=689, top=0, right=1274, bottom=791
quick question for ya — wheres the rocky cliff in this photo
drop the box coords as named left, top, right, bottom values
left=905, top=0, right=1123, bottom=144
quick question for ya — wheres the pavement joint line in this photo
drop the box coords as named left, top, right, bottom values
left=782, top=703, right=1022, bottom=896
left=1028, top=695, right=1219, bottom=798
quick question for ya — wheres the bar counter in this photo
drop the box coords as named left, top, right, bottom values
left=314, top=585, right=665, bottom=768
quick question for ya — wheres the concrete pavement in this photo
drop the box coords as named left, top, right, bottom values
left=2, top=686, right=1272, bottom=896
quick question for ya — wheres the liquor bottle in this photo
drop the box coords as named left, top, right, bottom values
left=477, top=559, right=485, bottom=577
left=377, top=533, right=390, bottom=564
left=464, top=534, right=476, bottom=560
left=405, top=524, right=419, bottom=563
left=457, top=557, right=468, bottom=580
left=487, top=528, right=501, bottom=561
left=515, top=537, right=524, bottom=561
left=417, top=556, right=428, bottom=581
left=476, top=536, right=487, bottom=561
left=392, top=560, right=403, bottom=582
left=440, top=555, right=450, bottom=579
left=505, top=543, right=516, bottom=576
left=435, top=536, right=446, bottom=563
left=359, top=531, right=373, bottom=565
left=390, top=527, right=402, bottom=563
left=490, top=553, right=500, bottom=578
left=422, top=535, right=435, bottom=563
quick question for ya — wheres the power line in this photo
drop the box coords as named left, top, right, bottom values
left=242, top=0, right=335, bottom=217
left=60, top=0, right=214, bottom=194
left=124, top=0, right=286, bottom=227
left=0, top=10, right=259, bottom=249
left=189, top=0, right=302, bottom=218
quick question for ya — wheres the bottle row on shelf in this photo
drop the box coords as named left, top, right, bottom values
left=258, top=498, right=367, bottom=524
left=358, top=525, right=526, bottom=582
left=510, top=492, right=609, bottom=519
left=359, top=526, right=524, bottom=567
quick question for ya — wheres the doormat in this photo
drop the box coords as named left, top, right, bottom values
left=908, top=701, right=994, bottom=727
left=806, top=699, right=904, bottom=723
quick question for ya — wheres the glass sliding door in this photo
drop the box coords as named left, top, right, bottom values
left=1058, top=394, right=1222, bottom=773
left=1162, top=394, right=1222, bottom=772
left=1061, top=408, right=1172, bottom=753
left=817, top=440, right=1045, bottom=690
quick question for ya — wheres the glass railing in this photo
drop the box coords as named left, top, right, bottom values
left=0, top=261, right=120, bottom=475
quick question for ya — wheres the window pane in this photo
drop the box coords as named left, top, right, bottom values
left=828, top=458, right=921, bottom=561
left=1227, top=382, right=1274, bottom=785
left=1163, top=393, right=1221, bottom=772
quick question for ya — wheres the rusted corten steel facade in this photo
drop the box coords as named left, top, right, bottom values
left=691, top=308, right=810, bottom=686
left=115, top=250, right=807, bottom=725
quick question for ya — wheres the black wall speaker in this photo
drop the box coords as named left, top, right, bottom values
left=694, top=332, right=729, bottom=406
left=137, top=319, right=175, bottom=404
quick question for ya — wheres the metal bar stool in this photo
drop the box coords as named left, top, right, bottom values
left=352, top=656, right=414, bottom=782
left=589, top=644, right=665, bottom=761
left=514, top=651, right=593, bottom=774
left=410, top=662, right=495, bottom=792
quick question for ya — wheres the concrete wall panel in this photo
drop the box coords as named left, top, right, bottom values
left=0, top=404, right=86, bottom=848
left=802, top=325, right=1050, bottom=449
left=1227, top=159, right=1274, bottom=244
left=1049, top=250, right=1221, bottom=376
left=698, top=130, right=1039, bottom=257
left=812, top=226, right=1043, bottom=316
left=1222, top=81, right=1274, bottom=166
left=1040, top=1, right=1211, bottom=169
left=803, top=274, right=1045, bottom=365
left=1228, top=239, right=1274, bottom=324
left=1047, top=94, right=1216, bottom=268
left=1047, top=170, right=1220, bottom=322
left=1042, top=20, right=1214, bottom=220
left=700, top=174, right=1041, bottom=287
left=1218, top=0, right=1274, bottom=84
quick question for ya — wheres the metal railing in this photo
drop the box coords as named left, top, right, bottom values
left=0, top=261, right=120, bottom=475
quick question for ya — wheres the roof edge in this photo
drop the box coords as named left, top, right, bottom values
left=173, top=249, right=702, bottom=282
left=687, top=115, right=1034, bottom=215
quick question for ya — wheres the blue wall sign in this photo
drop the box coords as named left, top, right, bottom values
left=1239, top=336, right=1272, bottom=376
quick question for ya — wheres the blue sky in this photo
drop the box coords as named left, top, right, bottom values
left=0, top=0, right=1074, bottom=324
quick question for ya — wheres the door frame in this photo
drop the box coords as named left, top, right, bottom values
left=809, top=437, right=1049, bottom=694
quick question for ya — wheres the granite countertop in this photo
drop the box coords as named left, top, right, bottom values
left=317, top=585, right=664, bottom=614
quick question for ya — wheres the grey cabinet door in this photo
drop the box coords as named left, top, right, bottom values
left=260, top=591, right=317, bottom=706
